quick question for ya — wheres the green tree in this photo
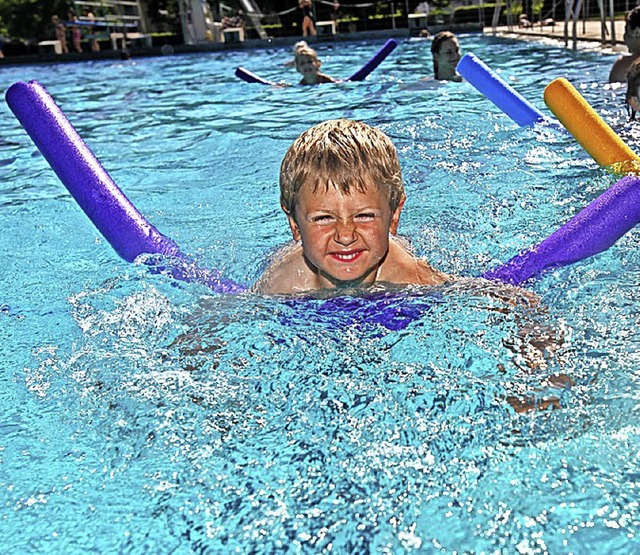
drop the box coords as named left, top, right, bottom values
left=0, top=0, right=72, bottom=42
left=532, top=0, right=545, bottom=21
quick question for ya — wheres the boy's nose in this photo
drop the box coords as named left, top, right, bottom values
left=333, top=220, right=357, bottom=245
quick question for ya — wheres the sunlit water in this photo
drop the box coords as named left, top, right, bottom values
left=1, top=34, right=639, bottom=553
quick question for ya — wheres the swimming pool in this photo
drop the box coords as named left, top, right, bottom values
left=1, top=34, right=639, bottom=552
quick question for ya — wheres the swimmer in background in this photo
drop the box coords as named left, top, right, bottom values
left=284, top=40, right=309, bottom=68
left=400, top=30, right=461, bottom=89
left=431, top=31, right=462, bottom=81
left=609, top=6, right=640, bottom=82
left=294, top=45, right=337, bottom=85
left=625, top=57, right=640, bottom=119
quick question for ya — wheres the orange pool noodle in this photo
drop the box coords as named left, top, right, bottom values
left=544, top=77, right=640, bottom=171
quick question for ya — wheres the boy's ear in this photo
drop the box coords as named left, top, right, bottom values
left=283, top=205, right=302, bottom=241
left=390, top=195, right=406, bottom=235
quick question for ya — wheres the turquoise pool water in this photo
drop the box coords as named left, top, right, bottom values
left=1, top=35, right=639, bottom=552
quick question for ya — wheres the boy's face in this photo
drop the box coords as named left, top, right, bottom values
left=286, top=179, right=404, bottom=288
left=296, top=54, right=320, bottom=76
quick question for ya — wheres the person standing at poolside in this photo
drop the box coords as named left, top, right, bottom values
left=299, top=0, right=317, bottom=37
left=85, top=11, right=100, bottom=52
left=68, top=10, right=82, bottom=53
left=431, top=31, right=462, bottom=81
left=610, top=6, right=640, bottom=82
left=294, top=45, right=336, bottom=85
left=51, top=15, right=69, bottom=54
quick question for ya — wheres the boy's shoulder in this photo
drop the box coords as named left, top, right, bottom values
left=252, top=241, right=307, bottom=294
left=380, top=236, right=449, bottom=286
left=318, top=73, right=337, bottom=83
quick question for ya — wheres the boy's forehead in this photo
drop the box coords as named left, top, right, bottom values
left=297, top=175, right=385, bottom=200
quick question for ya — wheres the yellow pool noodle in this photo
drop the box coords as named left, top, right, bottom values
left=544, top=77, right=640, bottom=172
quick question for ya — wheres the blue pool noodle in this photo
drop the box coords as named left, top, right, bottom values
left=235, top=39, right=398, bottom=85
left=457, top=53, right=547, bottom=127
left=5, top=81, right=246, bottom=294
left=6, top=81, right=639, bottom=292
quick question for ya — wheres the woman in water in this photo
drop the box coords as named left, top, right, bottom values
left=431, top=31, right=462, bottom=81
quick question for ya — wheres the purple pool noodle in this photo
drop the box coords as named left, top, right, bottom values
left=235, top=66, right=276, bottom=86
left=5, top=81, right=178, bottom=263
left=483, top=175, right=640, bottom=284
left=5, top=80, right=246, bottom=294
left=346, top=39, right=398, bottom=82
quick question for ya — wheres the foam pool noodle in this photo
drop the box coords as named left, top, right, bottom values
left=234, top=66, right=276, bottom=86
left=5, top=80, right=246, bottom=294
left=483, top=175, right=640, bottom=284
left=544, top=77, right=640, bottom=173
left=346, top=38, right=397, bottom=82
left=457, top=53, right=548, bottom=127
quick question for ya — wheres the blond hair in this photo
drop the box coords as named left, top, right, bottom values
left=294, top=45, right=320, bottom=66
left=293, top=40, right=309, bottom=53
left=280, top=119, right=404, bottom=215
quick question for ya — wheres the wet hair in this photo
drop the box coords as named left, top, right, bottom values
left=431, top=31, right=458, bottom=78
left=295, top=45, right=320, bottom=66
left=280, top=119, right=405, bottom=215
left=292, top=40, right=309, bottom=53
left=626, top=58, right=640, bottom=119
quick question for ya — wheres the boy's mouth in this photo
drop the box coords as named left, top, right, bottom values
left=330, top=250, right=363, bottom=262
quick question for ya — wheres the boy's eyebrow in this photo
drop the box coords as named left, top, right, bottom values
left=304, top=206, right=385, bottom=214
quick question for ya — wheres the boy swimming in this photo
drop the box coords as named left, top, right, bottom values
left=248, top=119, right=568, bottom=410
left=294, top=45, right=337, bottom=85
left=253, top=119, right=451, bottom=294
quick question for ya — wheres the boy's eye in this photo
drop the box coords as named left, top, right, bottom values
left=311, top=215, right=334, bottom=223
left=354, top=212, right=376, bottom=222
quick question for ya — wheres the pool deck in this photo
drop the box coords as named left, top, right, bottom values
left=489, top=18, right=627, bottom=54
left=0, top=19, right=628, bottom=67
